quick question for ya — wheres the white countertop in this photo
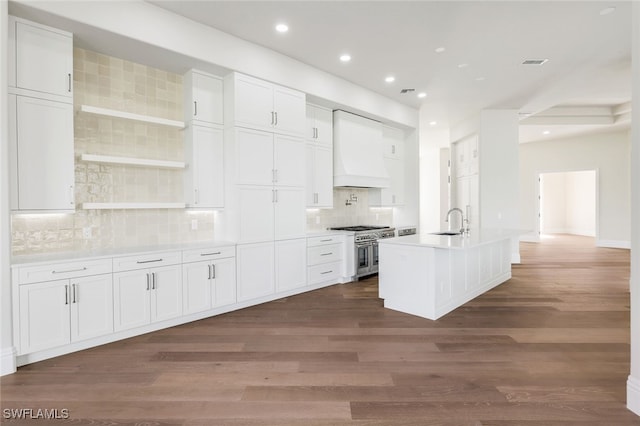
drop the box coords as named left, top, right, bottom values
left=379, top=228, right=524, bottom=250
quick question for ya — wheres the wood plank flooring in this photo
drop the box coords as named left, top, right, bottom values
left=1, top=235, right=638, bottom=425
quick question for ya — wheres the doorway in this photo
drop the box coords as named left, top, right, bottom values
left=538, top=170, right=598, bottom=240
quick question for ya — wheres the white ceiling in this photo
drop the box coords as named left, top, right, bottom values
left=11, top=1, right=633, bottom=143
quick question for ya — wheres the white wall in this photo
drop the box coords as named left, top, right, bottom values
left=520, top=131, right=630, bottom=248
left=541, top=171, right=596, bottom=237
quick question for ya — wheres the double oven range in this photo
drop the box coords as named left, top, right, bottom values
left=330, top=226, right=396, bottom=280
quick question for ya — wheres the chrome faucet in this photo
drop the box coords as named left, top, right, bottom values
left=446, top=207, right=465, bottom=234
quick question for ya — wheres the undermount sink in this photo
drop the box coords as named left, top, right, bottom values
left=430, top=231, right=462, bottom=236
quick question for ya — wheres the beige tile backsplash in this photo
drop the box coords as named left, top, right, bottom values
left=11, top=49, right=391, bottom=256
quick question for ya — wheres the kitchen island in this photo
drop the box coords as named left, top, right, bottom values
left=378, top=229, right=520, bottom=320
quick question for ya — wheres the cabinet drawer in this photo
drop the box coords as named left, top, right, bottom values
left=182, top=246, right=235, bottom=263
left=308, top=261, right=342, bottom=285
left=113, top=251, right=182, bottom=272
left=17, top=258, right=112, bottom=284
left=307, top=234, right=343, bottom=247
left=308, top=244, right=343, bottom=266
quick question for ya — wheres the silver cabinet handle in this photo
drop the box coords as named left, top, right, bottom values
left=315, top=127, right=319, bottom=139
left=194, top=101, right=198, bottom=117
left=201, top=252, right=221, bottom=257
left=152, top=272, right=156, bottom=290
left=72, top=284, right=77, bottom=304
left=68, top=73, right=72, bottom=92
left=274, top=169, right=278, bottom=183
left=194, top=188, right=199, bottom=204
left=274, top=189, right=278, bottom=203
left=320, top=252, right=333, bottom=256
left=208, top=265, right=212, bottom=280
left=64, top=285, right=69, bottom=305
left=274, top=111, right=278, bottom=126
left=271, top=111, right=275, bottom=125
left=137, top=259, right=163, bottom=264
left=69, top=185, right=74, bottom=205
left=392, top=145, right=396, bottom=154
left=320, top=239, right=333, bottom=242
left=53, top=267, right=87, bottom=274
left=146, top=273, right=150, bottom=291
left=211, top=264, right=216, bottom=279
left=320, top=270, right=333, bottom=275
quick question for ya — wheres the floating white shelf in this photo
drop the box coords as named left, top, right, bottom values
left=81, top=203, right=186, bottom=210
left=79, top=105, right=185, bottom=129
left=80, top=154, right=186, bottom=169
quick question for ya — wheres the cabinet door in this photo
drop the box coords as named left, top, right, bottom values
left=236, top=242, right=275, bottom=302
left=15, top=96, right=74, bottom=211
left=468, top=135, right=479, bottom=176
left=234, top=128, right=274, bottom=185
left=185, top=125, right=224, bottom=208
left=305, top=144, right=316, bottom=206
left=387, top=157, right=405, bottom=206
left=382, top=126, right=404, bottom=159
left=275, top=239, right=307, bottom=292
left=274, top=134, right=305, bottom=187
left=314, top=146, right=334, bottom=207
left=273, top=86, right=306, bottom=136
left=70, top=274, right=114, bottom=342
left=234, top=74, right=273, bottom=131
left=313, top=106, right=333, bottom=145
left=454, top=138, right=470, bottom=178
left=212, top=257, right=237, bottom=307
left=15, top=21, right=73, bottom=98
left=274, top=187, right=306, bottom=240
left=182, top=261, right=212, bottom=315
left=18, top=280, right=70, bottom=354
left=150, top=265, right=182, bottom=323
left=237, top=186, right=275, bottom=243
left=113, top=270, right=151, bottom=331
left=191, top=72, right=223, bottom=125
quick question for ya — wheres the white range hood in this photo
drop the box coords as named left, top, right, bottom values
left=333, top=110, right=390, bottom=188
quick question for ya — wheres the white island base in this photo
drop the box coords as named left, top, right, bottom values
left=378, top=230, right=515, bottom=320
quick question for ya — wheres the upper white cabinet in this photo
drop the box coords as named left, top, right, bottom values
left=306, top=144, right=333, bottom=208
left=9, top=94, right=75, bottom=211
left=381, top=126, right=405, bottom=159
left=306, top=104, right=333, bottom=145
left=9, top=16, right=73, bottom=100
left=184, top=125, right=224, bottom=208
left=453, top=134, right=479, bottom=178
left=370, top=126, right=405, bottom=207
left=183, top=69, right=223, bottom=126
left=224, top=72, right=306, bottom=137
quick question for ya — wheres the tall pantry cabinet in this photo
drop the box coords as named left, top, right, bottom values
left=223, top=73, right=308, bottom=301
left=7, top=16, right=75, bottom=211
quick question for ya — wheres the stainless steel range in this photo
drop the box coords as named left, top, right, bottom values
left=329, top=225, right=395, bottom=280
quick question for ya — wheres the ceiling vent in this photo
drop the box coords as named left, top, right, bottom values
left=522, top=59, right=548, bottom=66
left=400, top=88, right=415, bottom=94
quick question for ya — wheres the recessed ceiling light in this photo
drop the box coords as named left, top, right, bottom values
left=600, top=6, right=616, bottom=15
left=417, top=92, right=427, bottom=98
left=339, top=54, right=351, bottom=62
left=457, top=63, right=469, bottom=69
left=385, top=76, right=395, bottom=83
left=275, top=23, right=289, bottom=33
left=435, top=47, right=446, bottom=53
left=542, top=130, right=551, bottom=135
left=429, top=121, right=437, bottom=126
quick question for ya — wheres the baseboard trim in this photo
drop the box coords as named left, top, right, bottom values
left=519, top=234, right=539, bottom=243
left=1, top=346, right=17, bottom=376
left=628, top=375, right=640, bottom=416
left=597, top=239, right=631, bottom=249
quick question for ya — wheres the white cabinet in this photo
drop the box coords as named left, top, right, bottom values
left=9, top=16, right=73, bottom=100
left=182, top=246, right=236, bottom=314
left=184, top=125, right=224, bottom=208
left=381, top=126, right=405, bottom=159
left=275, top=239, right=307, bottom=292
left=307, top=236, right=344, bottom=286
left=306, top=144, right=333, bottom=208
left=370, top=126, right=405, bottom=207
left=453, top=135, right=478, bottom=178
left=306, top=104, right=333, bottom=145
left=112, top=254, right=182, bottom=332
left=183, top=69, right=223, bottom=126
left=224, top=72, right=306, bottom=137
left=14, top=258, right=113, bottom=355
left=236, top=242, right=275, bottom=302
left=455, top=174, right=479, bottom=229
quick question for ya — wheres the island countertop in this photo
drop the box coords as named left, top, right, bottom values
left=379, top=228, right=524, bottom=250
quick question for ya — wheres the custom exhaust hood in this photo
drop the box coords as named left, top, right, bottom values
left=333, top=110, right=390, bottom=188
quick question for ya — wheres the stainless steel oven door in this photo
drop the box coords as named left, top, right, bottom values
left=371, top=241, right=379, bottom=273
left=356, top=242, right=372, bottom=278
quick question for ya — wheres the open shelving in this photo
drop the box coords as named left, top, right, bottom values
left=80, top=203, right=186, bottom=210
left=80, top=154, right=185, bottom=169
left=78, top=105, right=186, bottom=129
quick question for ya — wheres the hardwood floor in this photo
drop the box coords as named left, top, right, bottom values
left=2, top=235, right=638, bottom=425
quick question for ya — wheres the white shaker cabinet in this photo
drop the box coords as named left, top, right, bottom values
left=381, top=126, right=405, bottom=159
left=275, top=238, right=307, bottom=292
left=184, top=124, right=224, bottom=208
left=9, top=16, right=73, bottom=100
left=306, top=144, right=333, bottom=208
left=224, top=72, right=306, bottom=137
left=236, top=242, right=275, bottom=302
left=183, top=69, right=223, bottom=126
left=305, top=104, right=333, bottom=145
left=182, top=246, right=236, bottom=314
left=370, top=126, right=405, bottom=207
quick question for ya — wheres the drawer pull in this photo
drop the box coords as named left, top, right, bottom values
left=320, top=270, right=333, bottom=275
left=53, top=267, right=87, bottom=274
left=136, top=258, right=163, bottom=264
left=201, top=252, right=221, bottom=256
left=320, top=239, right=333, bottom=242
left=320, top=252, right=333, bottom=256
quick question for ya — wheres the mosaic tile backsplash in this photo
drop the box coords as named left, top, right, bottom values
left=11, top=48, right=214, bottom=256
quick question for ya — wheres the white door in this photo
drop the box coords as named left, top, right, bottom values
left=237, top=185, right=275, bottom=243
left=314, top=146, right=333, bottom=207
left=275, top=238, right=307, bottom=292
left=113, top=270, right=151, bottom=331
left=313, top=106, right=333, bottom=145
left=150, top=265, right=182, bottom=322
left=19, top=280, right=70, bottom=354
left=192, top=72, right=223, bottom=125
left=212, top=257, right=237, bottom=307
left=70, top=274, right=114, bottom=342
left=234, top=127, right=274, bottom=186
left=305, top=144, right=316, bottom=206
left=274, top=134, right=305, bottom=187
left=15, top=21, right=73, bottom=98
left=386, top=157, right=405, bottom=206
left=16, top=96, right=74, bottom=210
left=196, top=125, right=224, bottom=208
left=274, top=187, right=306, bottom=240
left=233, top=74, right=273, bottom=131
left=272, top=85, right=306, bottom=136
left=182, top=261, right=212, bottom=315
left=236, top=242, right=275, bottom=302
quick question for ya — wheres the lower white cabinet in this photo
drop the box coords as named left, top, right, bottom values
left=275, top=238, right=307, bottom=292
left=18, top=274, right=113, bottom=354
left=113, top=265, right=182, bottom=332
left=182, top=247, right=237, bottom=314
left=307, top=235, right=344, bottom=286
